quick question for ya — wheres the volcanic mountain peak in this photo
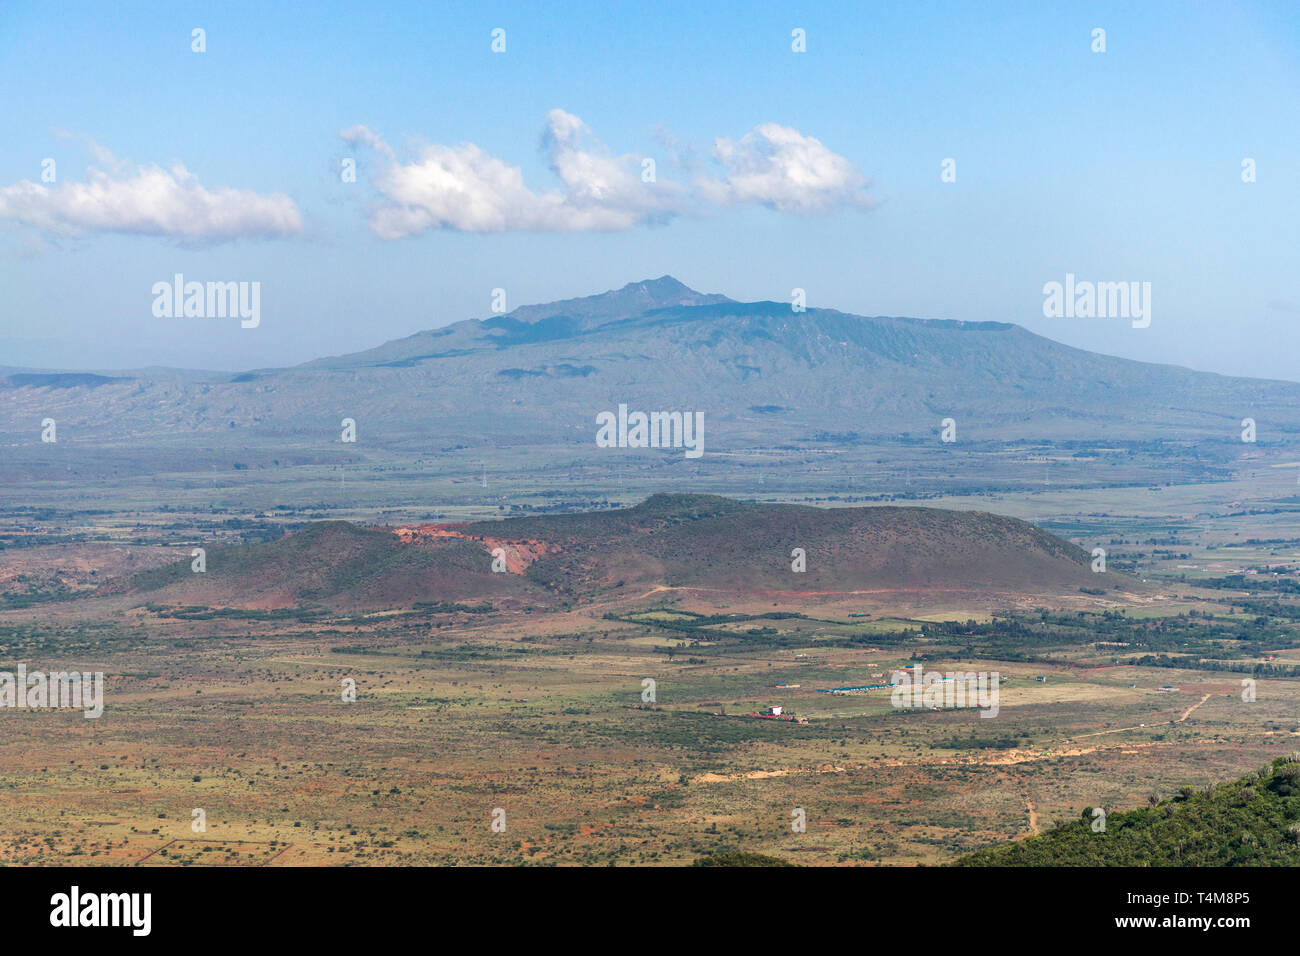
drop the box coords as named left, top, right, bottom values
left=501, top=274, right=733, bottom=327
left=298, top=276, right=733, bottom=370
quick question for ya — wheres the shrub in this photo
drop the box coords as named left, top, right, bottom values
left=1275, top=764, right=1300, bottom=784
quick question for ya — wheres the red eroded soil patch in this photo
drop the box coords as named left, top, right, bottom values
left=393, top=524, right=561, bottom=573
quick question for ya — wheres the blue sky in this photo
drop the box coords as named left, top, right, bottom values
left=1, top=0, right=1297, bottom=379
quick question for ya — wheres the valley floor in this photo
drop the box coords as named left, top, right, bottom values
left=3, top=463, right=1300, bottom=865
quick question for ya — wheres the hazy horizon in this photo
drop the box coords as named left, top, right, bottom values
left=5, top=273, right=1300, bottom=388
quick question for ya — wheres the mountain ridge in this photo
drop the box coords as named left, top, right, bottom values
left=3, top=278, right=1298, bottom=461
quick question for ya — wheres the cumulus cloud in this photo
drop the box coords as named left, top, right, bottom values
left=696, top=123, right=874, bottom=214
left=344, top=112, right=871, bottom=237
left=0, top=149, right=303, bottom=244
left=344, top=110, right=685, bottom=237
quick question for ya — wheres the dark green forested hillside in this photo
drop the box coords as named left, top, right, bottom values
left=692, top=851, right=795, bottom=867
left=956, top=754, right=1300, bottom=866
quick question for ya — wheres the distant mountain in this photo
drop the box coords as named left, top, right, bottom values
left=956, top=753, right=1300, bottom=866
left=3, top=277, right=1297, bottom=482
left=108, top=494, right=1114, bottom=610
left=300, top=275, right=733, bottom=371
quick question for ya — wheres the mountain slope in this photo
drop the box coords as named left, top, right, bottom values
left=298, top=275, right=733, bottom=370
left=955, top=753, right=1300, bottom=866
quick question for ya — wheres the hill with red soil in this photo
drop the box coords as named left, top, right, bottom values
left=108, top=494, right=1120, bottom=610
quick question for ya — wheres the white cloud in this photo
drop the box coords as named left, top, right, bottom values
left=344, top=112, right=872, bottom=237
left=339, top=124, right=394, bottom=161
left=0, top=150, right=303, bottom=244
left=697, top=123, right=874, bottom=214
left=345, top=110, right=685, bottom=237
left=652, top=125, right=701, bottom=173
